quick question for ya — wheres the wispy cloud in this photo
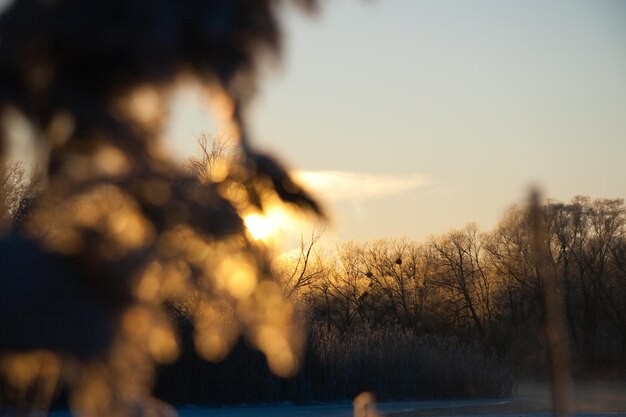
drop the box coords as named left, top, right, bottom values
left=293, top=170, right=430, bottom=202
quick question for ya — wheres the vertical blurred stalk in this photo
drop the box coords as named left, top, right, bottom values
left=529, top=189, right=573, bottom=417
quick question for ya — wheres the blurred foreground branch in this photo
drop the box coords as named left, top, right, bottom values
left=529, top=189, right=573, bottom=417
left=0, top=1, right=324, bottom=416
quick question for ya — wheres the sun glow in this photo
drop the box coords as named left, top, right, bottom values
left=243, top=207, right=297, bottom=243
left=244, top=214, right=272, bottom=241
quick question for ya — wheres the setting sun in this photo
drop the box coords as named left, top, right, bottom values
left=244, top=214, right=273, bottom=241
left=243, top=207, right=298, bottom=243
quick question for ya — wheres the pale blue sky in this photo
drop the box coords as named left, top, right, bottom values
left=166, top=0, right=626, bottom=242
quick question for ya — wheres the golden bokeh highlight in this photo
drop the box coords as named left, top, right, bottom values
left=112, top=85, right=164, bottom=132
left=0, top=351, right=60, bottom=392
left=26, top=184, right=155, bottom=256
left=219, top=181, right=248, bottom=209
left=70, top=367, right=113, bottom=417
left=147, top=326, right=180, bottom=365
left=216, top=255, right=258, bottom=299
left=195, top=333, right=230, bottom=362
left=353, top=392, right=378, bottom=417
left=94, top=145, right=132, bottom=177
left=194, top=301, right=240, bottom=362
left=46, top=110, right=75, bottom=147
left=238, top=280, right=305, bottom=378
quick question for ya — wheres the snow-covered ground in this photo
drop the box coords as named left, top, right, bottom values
left=44, top=400, right=485, bottom=417
left=45, top=399, right=626, bottom=417
left=177, top=399, right=509, bottom=417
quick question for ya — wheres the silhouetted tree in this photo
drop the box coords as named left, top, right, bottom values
left=275, top=225, right=326, bottom=298
left=430, top=224, right=493, bottom=339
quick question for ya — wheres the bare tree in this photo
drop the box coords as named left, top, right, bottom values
left=358, top=239, right=432, bottom=331
left=430, top=224, right=494, bottom=339
left=277, top=224, right=326, bottom=298
left=485, top=207, right=543, bottom=337
left=186, top=132, right=238, bottom=183
left=313, top=241, right=372, bottom=331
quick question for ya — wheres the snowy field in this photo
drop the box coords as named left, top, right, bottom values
left=175, top=399, right=510, bottom=417
left=173, top=402, right=626, bottom=417
left=42, top=384, right=626, bottom=417
left=44, top=398, right=626, bottom=417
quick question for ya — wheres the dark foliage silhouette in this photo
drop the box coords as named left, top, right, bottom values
left=0, top=1, right=322, bottom=416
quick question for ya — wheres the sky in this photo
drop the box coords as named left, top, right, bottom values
left=166, top=0, right=626, bottom=245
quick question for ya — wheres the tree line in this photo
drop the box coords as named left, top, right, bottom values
left=282, top=196, right=626, bottom=375
left=153, top=195, right=624, bottom=405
